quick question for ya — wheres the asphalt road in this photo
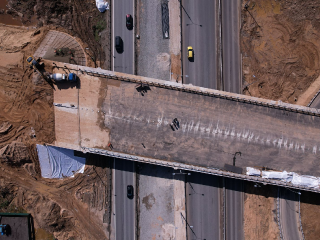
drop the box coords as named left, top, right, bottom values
left=279, top=188, right=303, bottom=240
left=186, top=172, right=221, bottom=240
left=225, top=178, right=244, bottom=240
left=182, top=0, right=219, bottom=89
left=114, top=158, right=136, bottom=240
left=222, top=0, right=241, bottom=93
left=310, top=94, right=320, bottom=109
left=113, top=0, right=134, bottom=74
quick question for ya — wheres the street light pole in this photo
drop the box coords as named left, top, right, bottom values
left=179, top=0, right=202, bottom=27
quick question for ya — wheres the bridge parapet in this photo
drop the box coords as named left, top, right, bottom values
left=49, top=60, right=320, bottom=117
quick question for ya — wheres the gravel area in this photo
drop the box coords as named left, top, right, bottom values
left=137, top=0, right=170, bottom=80
left=138, top=163, right=175, bottom=240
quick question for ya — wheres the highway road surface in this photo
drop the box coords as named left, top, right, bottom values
left=279, top=188, right=303, bottom=240
left=310, top=94, right=320, bottom=109
left=222, top=0, right=241, bottom=93
left=186, top=172, right=221, bottom=240
left=113, top=0, right=134, bottom=74
left=113, top=158, right=136, bottom=240
left=182, top=0, right=219, bottom=89
left=225, top=178, right=244, bottom=240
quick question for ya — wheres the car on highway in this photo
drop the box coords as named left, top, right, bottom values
left=126, top=14, right=133, bottom=30
left=187, top=46, right=194, bottom=60
left=115, top=36, right=124, bottom=53
left=127, top=185, right=134, bottom=199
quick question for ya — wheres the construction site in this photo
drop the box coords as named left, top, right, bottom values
left=1, top=0, right=320, bottom=239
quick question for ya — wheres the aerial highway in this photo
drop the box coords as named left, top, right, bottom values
left=113, top=0, right=134, bottom=74
left=279, top=188, right=303, bottom=240
left=222, top=0, right=241, bottom=93
left=186, top=172, right=222, bottom=239
left=113, top=158, right=136, bottom=240
left=225, top=178, right=244, bottom=240
left=182, top=0, right=219, bottom=89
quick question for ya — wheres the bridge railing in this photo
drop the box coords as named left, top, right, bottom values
left=72, top=66, right=320, bottom=118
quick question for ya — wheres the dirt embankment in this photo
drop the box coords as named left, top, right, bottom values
left=0, top=154, right=112, bottom=240
left=241, top=0, right=320, bottom=103
left=5, top=0, right=110, bottom=68
left=0, top=25, right=54, bottom=154
left=244, top=182, right=279, bottom=240
left=0, top=25, right=111, bottom=239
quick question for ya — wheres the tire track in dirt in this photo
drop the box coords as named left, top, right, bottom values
left=0, top=163, right=108, bottom=239
left=241, top=0, right=320, bottom=103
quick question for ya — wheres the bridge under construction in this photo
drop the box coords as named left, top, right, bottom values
left=49, top=60, right=320, bottom=192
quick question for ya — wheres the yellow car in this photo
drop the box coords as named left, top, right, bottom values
left=187, top=46, right=193, bottom=59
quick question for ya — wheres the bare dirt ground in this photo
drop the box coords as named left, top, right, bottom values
left=241, top=0, right=320, bottom=104
left=241, top=0, right=320, bottom=238
left=4, top=0, right=111, bottom=69
left=0, top=25, right=111, bottom=239
left=300, top=191, right=320, bottom=240
left=244, top=182, right=279, bottom=240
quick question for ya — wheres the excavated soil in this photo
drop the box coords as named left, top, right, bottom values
left=4, top=0, right=111, bottom=68
left=244, top=182, right=279, bottom=240
left=300, top=191, right=320, bottom=239
left=241, top=0, right=320, bottom=103
left=0, top=25, right=111, bottom=239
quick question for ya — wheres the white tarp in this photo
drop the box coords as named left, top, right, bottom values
left=262, top=171, right=292, bottom=180
left=246, top=167, right=261, bottom=176
left=96, top=0, right=109, bottom=12
left=291, top=173, right=319, bottom=188
left=36, top=144, right=86, bottom=178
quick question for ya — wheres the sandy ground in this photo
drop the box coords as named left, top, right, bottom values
left=244, top=182, right=279, bottom=240
left=4, top=0, right=109, bottom=69
left=300, top=190, right=320, bottom=240
left=241, top=0, right=320, bottom=104
left=0, top=24, right=112, bottom=239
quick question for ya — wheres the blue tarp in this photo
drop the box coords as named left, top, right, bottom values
left=36, top=145, right=86, bottom=178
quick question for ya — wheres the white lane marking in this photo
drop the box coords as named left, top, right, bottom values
left=132, top=0, right=135, bottom=74
left=112, top=0, right=115, bottom=71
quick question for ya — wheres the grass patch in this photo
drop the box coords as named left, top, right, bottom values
left=94, top=19, right=106, bottom=42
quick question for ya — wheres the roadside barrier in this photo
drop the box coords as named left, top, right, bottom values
left=81, top=146, right=320, bottom=193
left=276, top=188, right=284, bottom=240
left=77, top=68, right=320, bottom=118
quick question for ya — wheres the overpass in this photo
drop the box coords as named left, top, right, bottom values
left=49, top=60, right=320, bottom=193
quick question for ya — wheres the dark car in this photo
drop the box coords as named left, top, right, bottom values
left=127, top=185, right=134, bottom=199
left=126, top=14, right=133, bottom=30
left=115, top=36, right=123, bottom=53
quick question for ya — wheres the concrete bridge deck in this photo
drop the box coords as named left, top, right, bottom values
left=49, top=61, right=320, bottom=191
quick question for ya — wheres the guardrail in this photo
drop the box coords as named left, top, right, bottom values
left=277, top=188, right=284, bottom=240
left=79, top=68, right=320, bottom=118
left=298, top=194, right=305, bottom=240
left=307, top=88, right=320, bottom=107
left=81, top=146, right=320, bottom=193
left=50, top=61, right=320, bottom=118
